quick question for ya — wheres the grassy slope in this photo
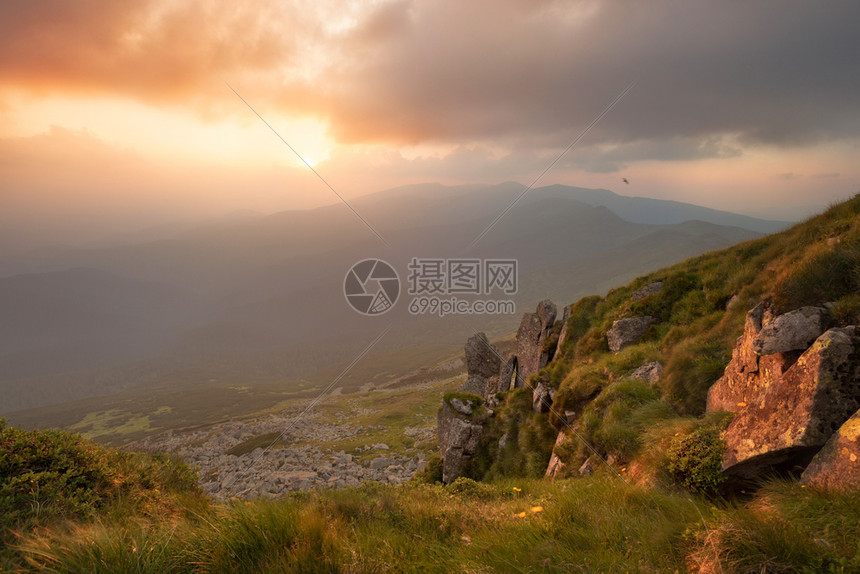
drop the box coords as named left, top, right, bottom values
left=529, top=194, right=860, bottom=485
left=3, top=196, right=860, bottom=572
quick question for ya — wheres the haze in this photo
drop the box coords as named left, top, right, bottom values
left=1, top=1, right=859, bottom=254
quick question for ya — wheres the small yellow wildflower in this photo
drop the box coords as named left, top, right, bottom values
left=517, top=511, right=527, bottom=518
left=737, top=402, right=747, bottom=407
left=513, top=487, right=522, bottom=492
left=530, top=506, right=544, bottom=513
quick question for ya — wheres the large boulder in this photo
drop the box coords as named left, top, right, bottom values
left=516, top=300, right=557, bottom=384
left=752, top=306, right=830, bottom=355
left=721, top=327, right=860, bottom=483
left=800, top=409, right=860, bottom=491
left=606, top=316, right=657, bottom=353
left=707, top=302, right=794, bottom=413
left=459, top=332, right=502, bottom=397
left=437, top=398, right=485, bottom=484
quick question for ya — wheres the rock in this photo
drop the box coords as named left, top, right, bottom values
left=449, top=397, right=473, bottom=416
left=441, top=417, right=484, bottom=484
left=801, top=409, right=860, bottom=490
left=465, top=332, right=502, bottom=379
left=499, top=355, right=519, bottom=391
left=460, top=332, right=502, bottom=397
left=606, top=316, right=657, bottom=352
left=498, top=432, right=508, bottom=450
left=752, top=306, right=831, bottom=355
left=630, top=361, right=663, bottom=385
left=631, top=281, right=663, bottom=301
left=532, top=381, right=555, bottom=413
left=437, top=400, right=485, bottom=484
left=579, top=456, right=598, bottom=477
left=722, top=327, right=860, bottom=484
left=221, top=473, right=237, bottom=489
left=554, top=305, right=572, bottom=358
left=516, top=300, right=557, bottom=384
left=707, top=302, right=788, bottom=413
left=369, top=457, right=394, bottom=471
left=545, top=431, right=567, bottom=478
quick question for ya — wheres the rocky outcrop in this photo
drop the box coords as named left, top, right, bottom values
left=459, top=332, right=501, bottom=396
left=721, top=326, right=860, bottom=483
left=499, top=355, right=518, bottom=392
left=752, top=306, right=830, bottom=355
left=606, top=316, right=657, bottom=352
left=631, top=281, right=663, bottom=301
left=630, top=361, right=663, bottom=385
left=707, top=302, right=795, bottom=413
left=438, top=397, right=485, bottom=484
left=554, top=305, right=572, bottom=358
left=516, top=300, right=558, bottom=384
left=801, top=409, right=860, bottom=490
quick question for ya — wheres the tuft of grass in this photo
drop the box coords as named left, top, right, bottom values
left=686, top=480, right=860, bottom=573
left=224, top=432, right=286, bottom=457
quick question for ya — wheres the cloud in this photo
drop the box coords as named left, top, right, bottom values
left=273, top=0, right=860, bottom=150
left=0, top=0, right=298, bottom=109
left=2, top=0, right=859, bottom=160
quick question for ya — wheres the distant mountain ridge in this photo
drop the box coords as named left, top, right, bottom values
left=1, top=182, right=777, bottom=420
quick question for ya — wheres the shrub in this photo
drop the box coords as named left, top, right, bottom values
left=666, top=428, right=725, bottom=496
left=414, top=454, right=444, bottom=484
left=0, top=419, right=200, bottom=566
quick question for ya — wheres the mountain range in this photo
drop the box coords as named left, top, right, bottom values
left=0, top=183, right=788, bottom=422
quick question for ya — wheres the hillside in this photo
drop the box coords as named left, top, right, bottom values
left=438, top=193, right=860, bottom=490
left=1, top=196, right=857, bottom=572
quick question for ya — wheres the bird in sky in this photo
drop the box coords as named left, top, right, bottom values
left=622, top=178, right=629, bottom=184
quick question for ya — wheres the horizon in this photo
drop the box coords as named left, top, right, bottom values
left=2, top=1, right=858, bottom=254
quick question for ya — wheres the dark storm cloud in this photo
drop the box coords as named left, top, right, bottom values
left=288, top=0, right=860, bottom=153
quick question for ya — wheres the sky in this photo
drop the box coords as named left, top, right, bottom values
left=1, top=0, right=858, bottom=251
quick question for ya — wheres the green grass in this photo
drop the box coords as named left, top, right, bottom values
left=7, top=196, right=860, bottom=571
left=8, top=435, right=858, bottom=574
left=225, top=432, right=288, bottom=457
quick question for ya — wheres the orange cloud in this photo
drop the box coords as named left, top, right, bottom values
left=0, top=1, right=294, bottom=106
